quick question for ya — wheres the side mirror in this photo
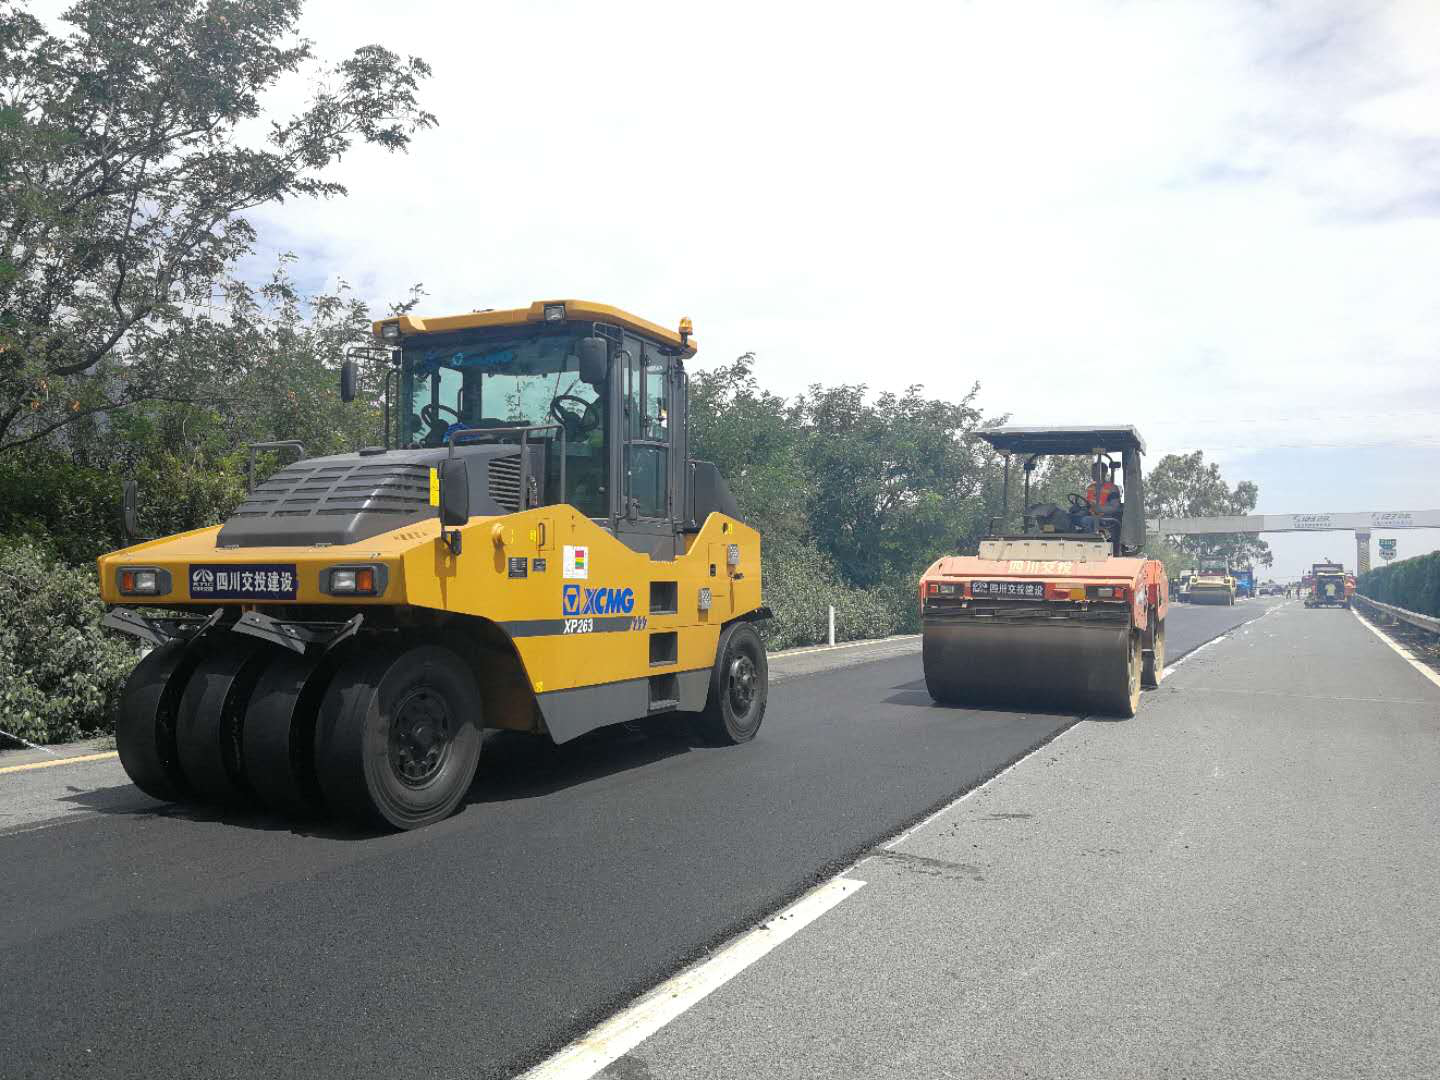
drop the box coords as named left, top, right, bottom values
left=577, top=337, right=608, bottom=387
left=120, top=479, right=150, bottom=544
left=340, top=358, right=358, bottom=403
left=439, top=458, right=470, bottom=528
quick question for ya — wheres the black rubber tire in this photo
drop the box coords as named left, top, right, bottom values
left=175, top=639, right=267, bottom=805
left=1141, top=615, right=1166, bottom=690
left=314, top=643, right=483, bottom=830
left=922, top=629, right=960, bottom=705
left=1093, top=628, right=1141, bottom=718
left=242, top=650, right=339, bottom=816
left=693, top=622, right=768, bottom=745
left=115, top=642, right=207, bottom=802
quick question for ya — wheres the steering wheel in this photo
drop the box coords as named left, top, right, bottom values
left=549, top=394, right=600, bottom=438
left=420, top=402, right=459, bottom=430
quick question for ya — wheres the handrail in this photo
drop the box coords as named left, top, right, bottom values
left=1352, top=593, right=1440, bottom=636
left=444, top=422, right=567, bottom=509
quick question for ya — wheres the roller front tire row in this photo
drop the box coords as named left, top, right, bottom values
left=115, top=624, right=769, bottom=831
left=117, top=638, right=487, bottom=830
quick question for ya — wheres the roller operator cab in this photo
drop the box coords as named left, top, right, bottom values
left=918, top=426, right=1169, bottom=718
left=99, top=300, right=770, bottom=830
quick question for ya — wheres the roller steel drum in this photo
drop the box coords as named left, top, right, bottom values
left=923, top=607, right=1138, bottom=716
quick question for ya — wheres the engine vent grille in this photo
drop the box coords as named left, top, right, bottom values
left=488, top=454, right=522, bottom=513
left=227, top=461, right=431, bottom=522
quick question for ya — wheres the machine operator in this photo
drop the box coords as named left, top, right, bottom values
left=1074, top=457, right=1121, bottom=534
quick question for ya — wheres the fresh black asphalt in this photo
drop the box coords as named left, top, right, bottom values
left=0, top=601, right=1265, bottom=1079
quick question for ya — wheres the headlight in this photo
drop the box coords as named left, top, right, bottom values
left=323, top=565, right=383, bottom=595
left=543, top=303, right=566, bottom=322
left=118, top=567, right=169, bottom=595
left=380, top=321, right=401, bottom=340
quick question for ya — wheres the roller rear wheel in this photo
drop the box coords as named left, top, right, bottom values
left=314, top=644, right=483, bottom=830
left=693, top=622, right=768, bottom=745
left=175, top=640, right=267, bottom=805
left=243, top=651, right=338, bottom=816
left=115, top=642, right=206, bottom=802
left=1092, top=628, right=1141, bottom=718
left=922, top=629, right=961, bottom=705
left=1141, top=615, right=1166, bottom=689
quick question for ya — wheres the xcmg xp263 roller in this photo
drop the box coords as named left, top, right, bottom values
left=99, top=300, right=770, bottom=830
left=919, top=426, right=1168, bottom=718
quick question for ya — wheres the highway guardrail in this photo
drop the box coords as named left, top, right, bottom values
left=1353, top=594, right=1440, bottom=637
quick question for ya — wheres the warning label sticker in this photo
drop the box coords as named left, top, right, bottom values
left=563, top=545, right=589, bottom=580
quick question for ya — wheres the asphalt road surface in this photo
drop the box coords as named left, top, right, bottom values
left=0, top=600, right=1274, bottom=1079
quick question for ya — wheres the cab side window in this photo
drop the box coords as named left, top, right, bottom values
left=626, top=347, right=670, bottom=519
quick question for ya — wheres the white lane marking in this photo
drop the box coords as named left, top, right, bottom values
left=0, top=814, right=102, bottom=840
left=887, top=610, right=1284, bottom=852
left=881, top=725, right=1083, bottom=851
left=0, top=728, right=59, bottom=755
left=519, top=876, right=867, bottom=1080
left=1162, top=601, right=1285, bottom=678
left=1351, top=609, right=1440, bottom=693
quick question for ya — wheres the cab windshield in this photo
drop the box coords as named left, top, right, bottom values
left=398, top=325, right=609, bottom=516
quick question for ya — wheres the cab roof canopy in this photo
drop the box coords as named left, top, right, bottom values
left=978, top=425, right=1146, bottom=456
left=371, top=299, right=697, bottom=358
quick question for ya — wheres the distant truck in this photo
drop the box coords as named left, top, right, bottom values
left=1305, top=562, right=1348, bottom=608
left=1232, top=566, right=1255, bottom=600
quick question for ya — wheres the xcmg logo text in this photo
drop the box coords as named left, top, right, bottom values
left=562, top=584, right=636, bottom=617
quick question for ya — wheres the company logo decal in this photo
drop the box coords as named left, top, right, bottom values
left=562, top=584, right=636, bottom=617
left=190, top=563, right=298, bottom=600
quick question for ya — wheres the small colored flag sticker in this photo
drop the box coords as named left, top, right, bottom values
left=563, top=544, right=589, bottom=579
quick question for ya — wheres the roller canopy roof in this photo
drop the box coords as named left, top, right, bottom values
left=977, top=426, right=1146, bottom=456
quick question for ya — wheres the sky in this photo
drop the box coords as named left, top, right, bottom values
left=37, top=0, right=1440, bottom=578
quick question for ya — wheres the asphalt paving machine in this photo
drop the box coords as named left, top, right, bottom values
left=99, top=300, right=770, bottom=830
left=919, top=426, right=1168, bottom=718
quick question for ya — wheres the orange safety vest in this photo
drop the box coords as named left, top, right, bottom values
left=1086, top=481, right=1119, bottom=511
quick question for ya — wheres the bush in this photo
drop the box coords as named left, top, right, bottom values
left=0, top=539, right=139, bottom=744
left=1359, top=551, right=1440, bottom=617
left=760, top=539, right=907, bottom=651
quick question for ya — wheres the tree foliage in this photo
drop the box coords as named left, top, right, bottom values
left=0, top=537, right=138, bottom=742
left=0, top=0, right=435, bottom=452
left=1147, top=450, right=1271, bottom=567
left=1359, top=550, right=1440, bottom=618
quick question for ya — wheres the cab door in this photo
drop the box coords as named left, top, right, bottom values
left=617, top=337, right=678, bottom=558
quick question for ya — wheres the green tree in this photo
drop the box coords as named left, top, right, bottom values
left=0, top=0, right=435, bottom=452
left=687, top=353, right=807, bottom=544
left=1147, top=450, right=1271, bottom=567
left=796, top=381, right=986, bottom=588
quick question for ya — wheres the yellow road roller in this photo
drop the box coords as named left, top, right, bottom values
left=1187, top=559, right=1236, bottom=605
left=99, top=301, right=770, bottom=830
